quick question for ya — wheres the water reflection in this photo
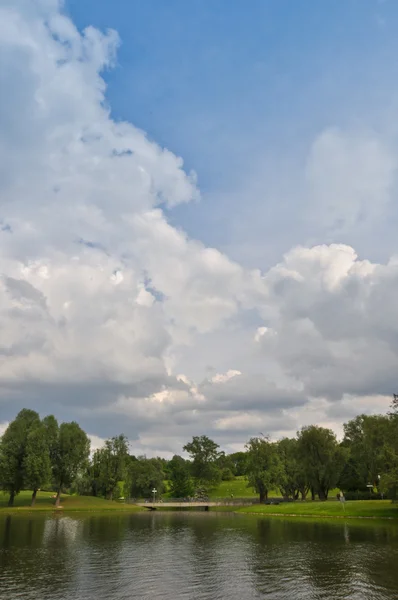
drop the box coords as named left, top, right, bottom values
left=0, top=513, right=397, bottom=600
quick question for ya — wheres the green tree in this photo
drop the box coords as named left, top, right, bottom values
left=42, top=414, right=59, bottom=464
left=0, top=409, right=40, bottom=506
left=93, top=434, right=129, bottom=500
left=216, top=451, right=235, bottom=481
left=342, top=414, right=391, bottom=490
left=52, top=422, right=90, bottom=507
left=183, top=435, right=221, bottom=490
left=277, top=437, right=309, bottom=500
left=379, top=398, right=398, bottom=499
left=297, top=426, right=347, bottom=500
left=129, top=457, right=165, bottom=498
left=245, top=436, right=280, bottom=502
left=229, top=451, right=248, bottom=477
left=23, top=421, right=52, bottom=506
left=169, top=455, right=194, bottom=498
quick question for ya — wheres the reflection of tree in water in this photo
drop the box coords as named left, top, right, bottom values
left=0, top=515, right=58, bottom=597
left=248, top=519, right=349, bottom=598
left=115, top=512, right=258, bottom=600
left=0, top=514, right=130, bottom=600
left=62, top=515, right=130, bottom=600
left=2, top=513, right=398, bottom=599
left=247, top=518, right=398, bottom=599
left=301, top=522, right=398, bottom=598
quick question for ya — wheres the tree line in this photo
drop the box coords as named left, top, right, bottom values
left=1, top=397, right=398, bottom=506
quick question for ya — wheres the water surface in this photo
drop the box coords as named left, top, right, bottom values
left=0, top=512, right=397, bottom=599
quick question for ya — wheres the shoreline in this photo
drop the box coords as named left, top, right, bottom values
left=237, top=511, right=396, bottom=520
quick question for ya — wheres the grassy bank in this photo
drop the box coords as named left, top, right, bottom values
left=237, top=500, right=398, bottom=519
left=0, top=490, right=143, bottom=513
left=169, top=476, right=339, bottom=501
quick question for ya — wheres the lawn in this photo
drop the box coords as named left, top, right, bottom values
left=165, top=477, right=340, bottom=501
left=238, top=500, right=398, bottom=519
left=163, top=476, right=260, bottom=499
left=208, top=476, right=258, bottom=499
left=0, top=490, right=143, bottom=512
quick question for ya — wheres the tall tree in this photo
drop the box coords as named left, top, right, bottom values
left=0, top=409, right=40, bottom=506
left=379, top=397, right=398, bottom=499
left=93, top=434, right=129, bottom=500
left=183, top=435, right=221, bottom=489
left=42, top=414, right=59, bottom=464
left=297, top=426, right=347, bottom=500
left=229, top=451, right=248, bottom=477
left=129, top=457, right=165, bottom=498
left=342, top=414, right=391, bottom=490
left=169, top=455, right=194, bottom=498
left=23, top=421, right=52, bottom=506
left=277, top=437, right=309, bottom=500
left=52, top=422, right=90, bottom=507
left=245, top=436, right=280, bottom=502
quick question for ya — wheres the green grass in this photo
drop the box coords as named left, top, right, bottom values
left=165, top=476, right=340, bottom=501
left=238, top=500, right=398, bottom=519
left=208, top=476, right=258, bottom=499
left=163, top=476, right=259, bottom=499
left=0, top=490, right=143, bottom=513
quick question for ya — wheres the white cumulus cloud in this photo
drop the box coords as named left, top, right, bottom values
left=0, top=0, right=397, bottom=455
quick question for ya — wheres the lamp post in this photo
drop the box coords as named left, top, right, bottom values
left=152, top=488, right=157, bottom=504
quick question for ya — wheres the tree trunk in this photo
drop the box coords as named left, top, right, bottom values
left=311, top=487, right=315, bottom=501
left=55, top=488, right=61, bottom=508
left=301, top=490, right=307, bottom=501
left=318, top=488, right=327, bottom=501
left=107, top=491, right=113, bottom=501
left=31, top=489, right=37, bottom=507
left=259, top=490, right=266, bottom=502
left=8, top=491, right=15, bottom=507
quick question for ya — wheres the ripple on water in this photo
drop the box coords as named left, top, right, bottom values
left=0, top=513, right=398, bottom=600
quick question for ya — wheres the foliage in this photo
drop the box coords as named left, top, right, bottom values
left=130, top=457, right=165, bottom=498
left=183, top=435, right=222, bottom=489
left=52, top=422, right=90, bottom=506
left=221, top=467, right=235, bottom=481
left=245, top=436, right=281, bottom=501
left=93, top=434, right=129, bottom=500
left=229, top=452, right=248, bottom=476
left=0, top=409, right=40, bottom=506
left=379, top=411, right=398, bottom=500
left=23, top=421, right=52, bottom=506
left=277, top=437, right=309, bottom=500
left=297, top=426, right=347, bottom=500
left=342, top=414, right=391, bottom=490
left=2, top=396, right=398, bottom=507
left=168, top=455, right=194, bottom=498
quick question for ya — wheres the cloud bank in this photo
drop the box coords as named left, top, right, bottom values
left=0, top=0, right=396, bottom=455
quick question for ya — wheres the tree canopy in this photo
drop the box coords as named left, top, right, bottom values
left=2, top=396, right=398, bottom=506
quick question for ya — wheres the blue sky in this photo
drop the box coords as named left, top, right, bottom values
left=65, top=0, right=398, bottom=266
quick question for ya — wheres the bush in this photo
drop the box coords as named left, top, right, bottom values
left=343, top=490, right=390, bottom=501
left=221, top=468, right=235, bottom=481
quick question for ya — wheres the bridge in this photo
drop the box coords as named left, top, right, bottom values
left=133, top=500, right=256, bottom=511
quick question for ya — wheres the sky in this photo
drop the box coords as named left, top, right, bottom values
left=0, top=0, right=398, bottom=456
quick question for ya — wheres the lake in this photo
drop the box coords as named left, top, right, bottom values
left=0, top=512, right=397, bottom=599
